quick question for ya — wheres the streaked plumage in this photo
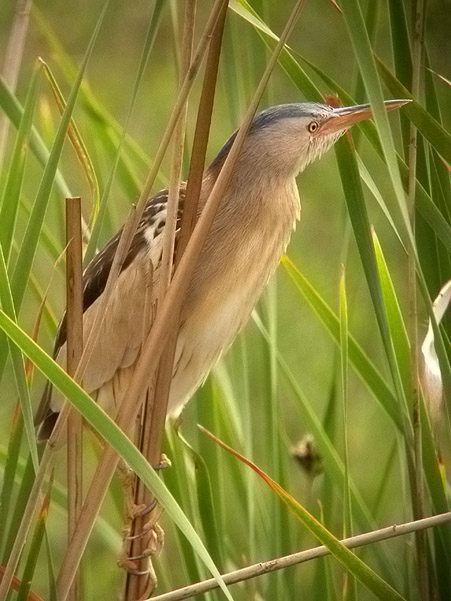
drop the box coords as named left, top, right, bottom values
left=36, top=100, right=409, bottom=439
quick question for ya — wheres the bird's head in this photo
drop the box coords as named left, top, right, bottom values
left=210, top=99, right=409, bottom=182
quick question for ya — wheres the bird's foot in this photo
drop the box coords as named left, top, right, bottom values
left=118, top=521, right=164, bottom=569
left=118, top=500, right=164, bottom=597
left=129, top=498, right=158, bottom=519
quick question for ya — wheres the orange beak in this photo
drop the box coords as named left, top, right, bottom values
left=320, top=99, right=411, bottom=135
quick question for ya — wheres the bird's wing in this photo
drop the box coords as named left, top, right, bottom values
left=35, top=186, right=186, bottom=438
left=58, top=254, right=155, bottom=395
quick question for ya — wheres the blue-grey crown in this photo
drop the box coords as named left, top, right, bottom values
left=251, top=103, right=327, bottom=129
left=209, top=102, right=329, bottom=170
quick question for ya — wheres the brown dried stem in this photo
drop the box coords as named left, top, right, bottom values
left=123, top=1, right=229, bottom=596
left=122, top=2, right=196, bottom=599
left=176, top=0, right=228, bottom=264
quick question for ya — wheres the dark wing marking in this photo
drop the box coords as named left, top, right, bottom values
left=36, top=186, right=186, bottom=439
left=54, top=187, right=186, bottom=354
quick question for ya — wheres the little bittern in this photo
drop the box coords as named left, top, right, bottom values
left=36, top=100, right=408, bottom=439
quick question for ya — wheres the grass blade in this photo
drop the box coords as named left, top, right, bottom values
left=0, top=65, right=40, bottom=263
left=201, top=426, right=406, bottom=601
left=282, top=258, right=402, bottom=430
left=0, top=308, right=233, bottom=601
left=334, top=133, right=412, bottom=440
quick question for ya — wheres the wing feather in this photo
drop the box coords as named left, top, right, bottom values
left=36, top=186, right=185, bottom=439
left=55, top=255, right=155, bottom=398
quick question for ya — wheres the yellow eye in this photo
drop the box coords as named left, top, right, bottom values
left=308, top=121, right=319, bottom=134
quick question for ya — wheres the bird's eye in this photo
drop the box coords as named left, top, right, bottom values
left=307, top=121, right=319, bottom=134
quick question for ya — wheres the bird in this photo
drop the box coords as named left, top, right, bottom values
left=36, top=99, right=408, bottom=440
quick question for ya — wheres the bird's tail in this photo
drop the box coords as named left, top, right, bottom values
left=34, top=381, right=59, bottom=441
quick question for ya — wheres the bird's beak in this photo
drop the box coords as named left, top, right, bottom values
left=321, top=99, right=411, bottom=134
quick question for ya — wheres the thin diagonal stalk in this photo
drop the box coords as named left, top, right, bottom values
left=339, top=269, right=356, bottom=600
left=40, top=60, right=99, bottom=233
left=0, top=64, right=40, bottom=266
left=84, top=0, right=164, bottom=263
left=150, top=512, right=451, bottom=601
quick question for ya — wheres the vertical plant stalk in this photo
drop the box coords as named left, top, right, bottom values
left=176, top=0, right=227, bottom=263
left=122, top=2, right=197, bottom=599
left=123, top=0, right=229, bottom=594
left=0, top=0, right=32, bottom=165
left=65, top=197, right=84, bottom=601
left=408, top=0, right=429, bottom=599
left=339, top=268, right=356, bottom=601
left=408, top=0, right=428, bottom=595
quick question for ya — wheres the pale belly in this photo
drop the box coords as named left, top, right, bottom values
left=167, top=218, right=296, bottom=415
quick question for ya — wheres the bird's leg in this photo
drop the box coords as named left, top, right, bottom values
left=118, top=454, right=170, bottom=530
left=122, top=288, right=176, bottom=599
left=117, top=459, right=135, bottom=513
left=88, top=428, right=159, bottom=566
left=119, top=400, right=171, bottom=599
left=118, top=496, right=164, bottom=570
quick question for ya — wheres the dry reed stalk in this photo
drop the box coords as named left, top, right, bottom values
left=151, top=511, right=451, bottom=601
left=122, top=1, right=230, bottom=596
left=176, top=0, right=228, bottom=264
left=122, top=1, right=196, bottom=598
